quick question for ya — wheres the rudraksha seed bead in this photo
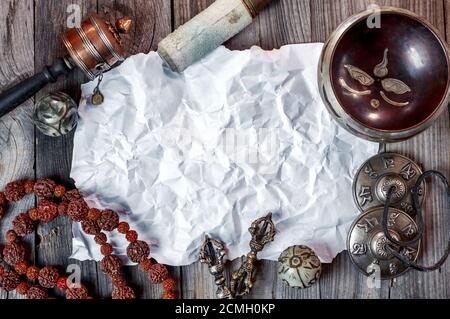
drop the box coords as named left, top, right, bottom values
left=58, top=202, right=68, bottom=216
left=94, top=232, right=107, bottom=245
left=24, top=180, right=35, bottom=194
left=112, top=286, right=136, bottom=299
left=15, top=261, right=28, bottom=275
left=38, top=266, right=59, bottom=288
left=101, top=243, right=113, bottom=256
left=125, top=230, right=138, bottom=243
left=139, top=259, right=153, bottom=272
left=26, top=266, right=40, bottom=280
left=28, top=208, right=40, bottom=221
left=98, top=209, right=119, bottom=231
left=67, top=199, right=89, bottom=222
left=53, top=185, right=66, bottom=198
left=62, top=189, right=83, bottom=203
left=0, top=206, right=5, bottom=220
left=81, top=219, right=100, bottom=235
left=13, top=213, right=34, bottom=236
left=0, top=192, right=7, bottom=206
left=3, top=242, right=26, bottom=266
left=1, top=270, right=20, bottom=292
left=162, top=290, right=177, bottom=299
left=100, top=255, right=122, bottom=277
left=148, top=263, right=169, bottom=284
left=87, top=208, right=101, bottom=221
left=57, top=277, right=68, bottom=290
left=4, top=181, right=25, bottom=202
left=34, top=178, right=56, bottom=199
left=27, top=285, right=49, bottom=299
left=163, top=278, right=177, bottom=291
left=117, top=222, right=130, bottom=234
left=126, top=240, right=150, bottom=263
left=0, top=265, right=4, bottom=277
left=66, top=286, right=89, bottom=299
left=16, top=282, right=30, bottom=295
left=37, top=199, right=58, bottom=222
left=112, top=276, right=126, bottom=287
left=6, top=230, right=17, bottom=242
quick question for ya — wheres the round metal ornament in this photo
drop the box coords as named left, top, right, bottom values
left=277, top=245, right=321, bottom=289
left=33, top=92, right=78, bottom=137
left=347, top=207, right=420, bottom=280
left=353, top=153, right=425, bottom=215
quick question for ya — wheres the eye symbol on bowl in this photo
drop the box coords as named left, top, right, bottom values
left=338, top=49, right=412, bottom=108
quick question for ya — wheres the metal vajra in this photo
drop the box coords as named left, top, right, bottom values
left=230, top=212, right=276, bottom=298
left=199, top=235, right=232, bottom=299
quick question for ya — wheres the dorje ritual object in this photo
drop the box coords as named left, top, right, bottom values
left=319, top=7, right=450, bottom=142
left=353, top=152, right=425, bottom=215
left=230, top=213, right=276, bottom=298
left=347, top=153, right=450, bottom=280
left=158, top=0, right=275, bottom=73
left=277, top=245, right=321, bottom=289
left=0, top=178, right=177, bottom=299
left=33, top=92, right=79, bottom=137
left=199, top=235, right=232, bottom=299
left=0, top=14, right=132, bottom=117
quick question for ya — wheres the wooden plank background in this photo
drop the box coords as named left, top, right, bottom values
left=0, top=0, right=449, bottom=299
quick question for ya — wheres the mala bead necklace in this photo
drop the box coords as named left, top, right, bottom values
left=0, top=178, right=178, bottom=299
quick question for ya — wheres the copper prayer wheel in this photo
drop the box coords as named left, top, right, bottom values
left=319, top=7, right=450, bottom=142
left=61, top=13, right=131, bottom=80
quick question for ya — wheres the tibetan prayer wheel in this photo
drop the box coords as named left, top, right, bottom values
left=319, top=7, right=450, bottom=142
left=0, top=14, right=131, bottom=118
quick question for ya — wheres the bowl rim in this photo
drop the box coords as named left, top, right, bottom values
left=318, top=6, right=450, bottom=142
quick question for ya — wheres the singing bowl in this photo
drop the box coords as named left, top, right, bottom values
left=319, top=7, right=450, bottom=142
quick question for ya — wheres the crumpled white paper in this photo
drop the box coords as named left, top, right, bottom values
left=70, top=44, right=378, bottom=266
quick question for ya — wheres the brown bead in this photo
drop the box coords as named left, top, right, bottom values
left=67, top=199, right=89, bottom=222
left=27, top=266, right=40, bottom=280
left=87, top=208, right=101, bottom=221
left=13, top=213, right=34, bottom=237
left=57, top=277, right=68, bottom=290
left=3, top=242, right=26, bottom=266
left=0, top=206, right=5, bottom=221
left=101, top=243, right=113, bottom=256
left=66, top=286, right=89, bottom=299
left=127, top=240, right=150, bottom=263
left=98, top=209, right=119, bottom=231
left=16, top=282, right=30, bottom=295
left=34, top=178, right=56, bottom=199
left=112, top=286, right=136, bottom=299
left=0, top=192, right=7, bottom=206
left=81, top=219, right=100, bottom=235
left=37, top=199, right=59, bottom=222
left=0, top=270, right=20, bottom=292
left=27, top=286, right=49, bottom=299
left=24, top=180, right=35, bottom=194
left=5, top=181, right=25, bottom=202
left=148, top=263, right=169, bottom=284
left=28, top=208, right=40, bottom=221
left=54, top=185, right=66, bottom=198
left=139, top=259, right=153, bottom=272
left=162, top=290, right=177, bottom=299
left=111, top=276, right=126, bottom=287
left=94, top=232, right=107, bottom=245
left=163, top=278, right=177, bottom=291
left=58, top=202, right=68, bottom=216
left=117, top=221, right=130, bottom=234
left=101, top=255, right=122, bottom=277
left=6, top=230, right=17, bottom=242
left=125, top=230, right=138, bottom=243
left=62, top=189, right=83, bottom=203
left=15, top=261, right=28, bottom=275
left=38, top=266, right=59, bottom=288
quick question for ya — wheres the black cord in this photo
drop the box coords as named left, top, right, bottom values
left=381, top=170, right=450, bottom=272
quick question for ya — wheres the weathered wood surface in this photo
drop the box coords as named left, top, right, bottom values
left=0, top=0, right=449, bottom=299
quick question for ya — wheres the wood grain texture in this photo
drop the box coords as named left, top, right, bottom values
left=0, top=0, right=35, bottom=299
